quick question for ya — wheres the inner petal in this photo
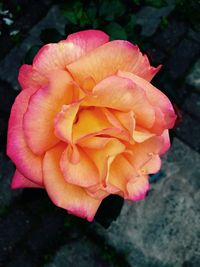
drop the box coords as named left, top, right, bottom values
left=60, top=145, right=99, bottom=187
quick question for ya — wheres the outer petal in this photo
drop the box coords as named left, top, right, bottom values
left=108, top=154, right=150, bottom=201
left=125, top=136, right=163, bottom=173
left=160, top=129, right=171, bottom=155
left=67, top=40, right=160, bottom=85
left=7, top=88, right=43, bottom=185
left=83, top=76, right=155, bottom=129
left=18, top=64, right=47, bottom=90
left=43, top=144, right=101, bottom=221
left=23, top=70, right=73, bottom=155
left=33, top=30, right=109, bottom=76
left=118, top=71, right=177, bottom=133
left=11, top=170, right=43, bottom=189
left=60, top=145, right=99, bottom=187
left=127, top=175, right=149, bottom=201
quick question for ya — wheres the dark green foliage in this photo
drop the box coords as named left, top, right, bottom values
left=175, top=0, right=200, bottom=25
left=105, top=22, right=127, bottom=39
left=40, top=28, right=63, bottom=44
left=23, top=45, right=41, bottom=64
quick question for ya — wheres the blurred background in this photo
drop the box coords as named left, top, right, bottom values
left=0, top=0, right=200, bottom=266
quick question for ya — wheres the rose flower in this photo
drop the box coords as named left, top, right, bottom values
left=7, top=30, right=176, bottom=221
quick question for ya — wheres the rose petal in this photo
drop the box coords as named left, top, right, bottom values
left=7, top=88, right=43, bottom=185
left=23, top=70, right=73, bottom=155
left=118, top=71, right=177, bottom=133
left=108, top=154, right=150, bottom=201
left=54, top=102, right=80, bottom=143
left=132, top=130, right=155, bottom=143
left=60, top=145, right=99, bottom=187
left=112, top=110, right=135, bottom=136
left=160, top=129, right=171, bottom=155
left=11, top=169, right=43, bottom=189
left=83, top=75, right=155, bottom=129
left=18, top=64, right=47, bottom=90
left=43, top=143, right=101, bottom=221
left=85, top=138, right=125, bottom=182
left=73, top=108, right=121, bottom=143
left=127, top=175, right=149, bottom=201
left=125, top=136, right=163, bottom=172
left=33, top=30, right=109, bottom=76
left=67, top=40, right=160, bottom=85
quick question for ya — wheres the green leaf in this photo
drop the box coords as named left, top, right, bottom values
left=132, top=0, right=142, bottom=5
left=62, top=8, right=77, bottom=24
left=24, top=45, right=41, bottom=65
left=99, top=0, right=126, bottom=21
left=144, top=0, right=167, bottom=8
left=105, top=22, right=127, bottom=40
left=126, top=14, right=137, bottom=35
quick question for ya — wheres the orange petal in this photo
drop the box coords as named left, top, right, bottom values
left=67, top=40, right=160, bottom=86
left=132, top=129, right=155, bottom=143
left=33, top=30, right=109, bottom=76
left=127, top=175, right=149, bottom=201
left=23, top=70, right=73, bottom=155
left=118, top=71, right=177, bottom=132
left=78, top=136, right=111, bottom=149
left=125, top=136, right=163, bottom=172
left=54, top=102, right=80, bottom=143
left=109, top=154, right=150, bottom=201
left=60, top=145, right=99, bottom=187
left=85, top=138, right=125, bottom=182
left=43, top=143, right=101, bottom=221
left=112, top=110, right=135, bottom=136
left=73, top=107, right=111, bottom=142
left=7, top=88, right=43, bottom=185
left=83, top=75, right=155, bottom=129
left=11, top=170, right=43, bottom=189
left=108, top=154, right=135, bottom=197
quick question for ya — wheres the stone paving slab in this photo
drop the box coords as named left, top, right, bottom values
left=186, top=59, right=200, bottom=91
left=45, top=237, right=115, bottom=267
left=101, top=138, right=200, bottom=267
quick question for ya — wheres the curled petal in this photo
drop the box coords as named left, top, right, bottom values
left=7, top=88, right=43, bottom=185
left=67, top=40, right=160, bottom=85
left=72, top=108, right=129, bottom=143
left=33, top=30, right=109, bottom=76
left=18, top=64, right=47, bottom=90
left=43, top=144, right=101, bottom=221
left=11, top=170, right=43, bottom=189
left=112, top=110, right=135, bottom=137
left=23, top=70, right=73, bottom=155
left=132, top=129, right=154, bottom=143
left=83, top=76, right=155, bottom=129
left=54, top=102, right=80, bottom=143
left=109, top=154, right=150, bottom=201
left=60, top=145, right=99, bottom=187
left=118, top=71, right=176, bottom=133
left=84, top=138, right=125, bottom=182
left=160, top=129, right=170, bottom=155
left=125, top=136, right=164, bottom=172
left=127, top=176, right=149, bottom=201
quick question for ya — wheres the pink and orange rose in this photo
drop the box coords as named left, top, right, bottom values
left=7, top=30, right=176, bottom=221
